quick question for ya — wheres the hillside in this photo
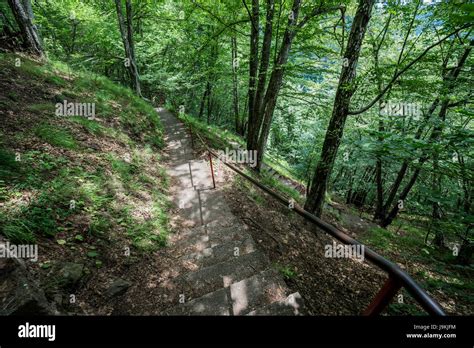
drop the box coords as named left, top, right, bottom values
left=0, top=53, right=171, bottom=314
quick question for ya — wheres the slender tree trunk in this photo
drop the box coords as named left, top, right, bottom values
left=372, top=40, right=385, bottom=220
left=231, top=36, right=242, bottom=134
left=115, top=0, right=141, bottom=96
left=380, top=40, right=472, bottom=227
left=304, top=0, right=375, bottom=217
left=431, top=159, right=444, bottom=247
left=350, top=166, right=375, bottom=207
left=246, top=0, right=260, bottom=150
left=254, top=0, right=302, bottom=170
left=198, top=82, right=210, bottom=119
left=69, top=19, right=78, bottom=56
left=7, top=0, right=43, bottom=56
left=459, top=155, right=471, bottom=215
left=248, top=0, right=275, bottom=150
left=207, top=84, right=213, bottom=124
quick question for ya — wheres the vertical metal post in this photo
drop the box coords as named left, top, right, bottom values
left=189, top=125, right=194, bottom=148
left=363, top=275, right=402, bottom=316
left=209, top=150, right=216, bottom=189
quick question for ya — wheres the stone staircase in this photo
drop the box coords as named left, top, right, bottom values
left=158, top=108, right=304, bottom=316
left=164, top=219, right=303, bottom=316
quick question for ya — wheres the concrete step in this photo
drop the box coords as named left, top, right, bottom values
left=198, top=190, right=235, bottom=224
left=163, top=287, right=231, bottom=316
left=230, top=269, right=289, bottom=315
left=174, top=220, right=248, bottom=243
left=248, top=292, right=304, bottom=316
left=180, top=237, right=257, bottom=268
left=189, top=160, right=213, bottom=190
left=178, top=251, right=269, bottom=296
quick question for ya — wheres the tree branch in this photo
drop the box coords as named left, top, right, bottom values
left=348, top=24, right=473, bottom=115
left=297, top=4, right=344, bottom=30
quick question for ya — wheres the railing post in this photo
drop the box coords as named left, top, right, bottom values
left=208, top=150, right=216, bottom=189
left=363, top=275, right=402, bottom=316
left=189, top=125, right=194, bottom=148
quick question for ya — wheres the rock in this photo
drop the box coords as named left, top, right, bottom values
left=57, top=262, right=84, bottom=289
left=105, top=278, right=131, bottom=298
left=0, top=239, right=57, bottom=315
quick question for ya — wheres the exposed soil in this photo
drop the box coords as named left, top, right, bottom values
left=213, top=165, right=386, bottom=315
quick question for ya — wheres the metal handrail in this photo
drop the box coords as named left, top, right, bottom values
left=188, top=122, right=446, bottom=316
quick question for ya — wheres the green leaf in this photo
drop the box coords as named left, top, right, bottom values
left=87, top=250, right=98, bottom=258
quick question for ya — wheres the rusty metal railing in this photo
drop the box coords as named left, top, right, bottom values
left=187, top=122, right=445, bottom=316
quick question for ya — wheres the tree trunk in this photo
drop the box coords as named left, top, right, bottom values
left=7, top=0, right=43, bottom=56
left=380, top=40, right=472, bottom=227
left=198, top=82, right=210, bottom=119
left=349, top=166, right=375, bottom=208
left=246, top=0, right=260, bottom=150
left=458, top=235, right=473, bottom=265
left=115, top=0, right=141, bottom=96
left=254, top=0, right=302, bottom=170
left=207, top=84, right=213, bottom=124
left=231, top=36, right=242, bottom=134
left=431, top=158, right=444, bottom=247
left=248, top=0, right=275, bottom=150
left=304, top=0, right=375, bottom=217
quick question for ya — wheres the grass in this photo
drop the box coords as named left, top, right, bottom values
left=69, top=116, right=105, bottom=135
left=0, top=53, right=170, bottom=252
left=34, top=123, right=78, bottom=149
left=27, top=103, right=56, bottom=113
left=361, top=221, right=473, bottom=315
left=276, top=263, right=298, bottom=280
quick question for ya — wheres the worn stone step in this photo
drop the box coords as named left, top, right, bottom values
left=189, top=160, right=213, bottom=189
left=247, top=292, right=304, bottom=316
left=230, top=269, right=289, bottom=315
left=163, top=287, right=231, bottom=316
left=176, top=219, right=247, bottom=240
left=198, top=190, right=235, bottom=224
left=179, top=251, right=269, bottom=297
left=204, top=216, right=242, bottom=230
left=180, top=237, right=257, bottom=268
left=168, top=223, right=248, bottom=262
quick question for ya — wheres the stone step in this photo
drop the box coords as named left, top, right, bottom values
left=178, top=251, right=269, bottom=297
left=248, top=292, right=304, bottom=316
left=204, top=215, right=241, bottom=230
left=180, top=237, right=257, bottom=268
left=230, top=269, right=289, bottom=315
left=170, top=221, right=249, bottom=250
left=174, top=220, right=247, bottom=242
left=198, top=190, right=235, bottom=224
left=189, top=160, right=213, bottom=189
left=163, top=287, right=231, bottom=316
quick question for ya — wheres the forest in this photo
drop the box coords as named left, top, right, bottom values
left=0, top=0, right=473, bottom=321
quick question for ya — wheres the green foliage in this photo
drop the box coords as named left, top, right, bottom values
left=34, top=123, right=78, bottom=149
left=276, top=264, right=298, bottom=281
left=0, top=53, right=170, bottom=252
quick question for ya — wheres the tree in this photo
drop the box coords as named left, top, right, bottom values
left=305, top=1, right=472, bottom=219
left=115, top=0, right=141, bottom=96
left=231, top=35, right=243, bottom=134
left=246, top=0, right=343, bottom=171
left=7, top=0, right=43, bottom=56
left=379, top=40, right=473, bottom=227
left=305, top=0, right=375, bottom=217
